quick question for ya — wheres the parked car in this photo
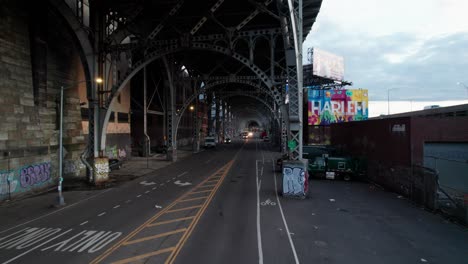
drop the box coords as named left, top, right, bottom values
left=224, top=137, right=232, bottom=143
left=204, top=136, right=216, bottom=148
left=109, top=159, right=122, bottom=171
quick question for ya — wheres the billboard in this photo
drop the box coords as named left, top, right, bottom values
left=312, top=48, right=344, bottom=81
left=308, top=89, right=368, bottom=125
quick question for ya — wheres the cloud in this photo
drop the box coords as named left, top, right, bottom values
left=303, top=4, right=468, bottom=101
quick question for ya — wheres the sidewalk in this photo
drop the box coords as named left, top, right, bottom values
left=109, top=149, right=194, bottom=180
left=0, top=148, right=197, bottom=233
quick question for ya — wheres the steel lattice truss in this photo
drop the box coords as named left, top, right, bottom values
left=53, top=0, right=323, bottom=162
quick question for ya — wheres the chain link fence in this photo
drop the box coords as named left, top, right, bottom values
left=367, top=160, right=467, bottom=225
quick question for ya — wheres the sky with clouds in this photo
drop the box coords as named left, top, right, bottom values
left=303, top=0, right=468, bottom=109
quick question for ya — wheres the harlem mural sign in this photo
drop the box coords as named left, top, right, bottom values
left=307, top=89, right=369, bottom=125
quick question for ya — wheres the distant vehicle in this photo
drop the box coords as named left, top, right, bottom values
left=204, top=137, right=216, bottom=148
left=424, top=105, right=440, bottom=110
left=224, top=137, right=231, bottom=143
left=242, top=135, right=248, bottom=139
left=263, top=136, right=270, bottom=142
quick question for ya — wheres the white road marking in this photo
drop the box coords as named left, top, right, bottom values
left=79, top=221, right=88, bottom=226
left=258, top=180, right=262, bottom=191
left=421, top=259, right=428, bottom=262
left=260, top=199, right=276, bottom=206
left=155, top=205, right=162, bottom=209
left=160, top=183, right=165, bottom=186
left=255, top=160, right=264, bottom=264
left=177, top=171, right=188, bottom=177
left=152, top=187, right=157, bottom=190
left=1, top=229, right=73, bottom=264
left=137, top=195, right=142, bottom=198
left=139, top=181, right=156, bottom=186
left=166, top=180, right=171, bottom=183
left=0, top=189, right=112, bottom=235
left=125, top=200, right=131, bottom=203
left=174, top=180, right=192, bottom=186
left=113, top=205, right=120, bottom=209
left=272, top=161, right=300, bottom=264
left=98, top=212, right=106, bottom=217
left=145, top=191, right=150, bottom=194
left=329, top=199, right=336, bottom=202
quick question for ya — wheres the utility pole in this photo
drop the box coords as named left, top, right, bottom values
left=387, top=88, right=397, bottom=115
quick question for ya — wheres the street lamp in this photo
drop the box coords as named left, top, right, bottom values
left=57, top=78, right=102, bottom=206
left=189, top=105, right=195, bottom=111
left=457, top=82, right=468, bottom=98
left=387, top=88, right=398, bottom=115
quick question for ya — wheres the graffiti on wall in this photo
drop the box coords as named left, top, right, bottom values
left=308, top=89, right=369, bottom=125
left=282, top=164, right=309, bottom=198
left=63, top=160, right=86, bottom=177
left=94, top=158, right=109, bottom=183
left=0, top=162, right=52, bottom=199
left=19, top=162, right=51, bottom=188
left=0, top=171, right=17, bottom=196
left=105, top=145, right=127, bottom=159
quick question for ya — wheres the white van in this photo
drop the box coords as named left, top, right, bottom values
left=204, top=136, right=216, bottom=148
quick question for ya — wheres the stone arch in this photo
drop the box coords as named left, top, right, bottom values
left=49, top=0, right=94, bottom=94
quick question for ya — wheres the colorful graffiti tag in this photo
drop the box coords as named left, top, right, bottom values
left=0, top=162, right=52, bottom=200
left=282, top=162, right=309, bottom=198
left=20, top=162, right=51, bottom=188
left=105, top=145, right=127, bottom=159
left=308, top=89, right=368, bottom=125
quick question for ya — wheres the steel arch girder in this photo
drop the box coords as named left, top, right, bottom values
left=100, top=42, right=283, bottom=150
left=218, top=93, right=279, bottom=123
left=173, top=80, right=279, bottom=141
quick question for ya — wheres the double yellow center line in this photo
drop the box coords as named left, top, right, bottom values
left=90, top=160, right=235, bottom=264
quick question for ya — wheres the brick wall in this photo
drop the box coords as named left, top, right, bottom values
left=0, top=0, right=86, bottom=201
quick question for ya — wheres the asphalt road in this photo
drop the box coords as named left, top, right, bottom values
left=0, top=139, right=467, bottom=264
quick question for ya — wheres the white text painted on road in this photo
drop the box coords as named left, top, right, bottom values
left=0, top=227, right=122, bottom=262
